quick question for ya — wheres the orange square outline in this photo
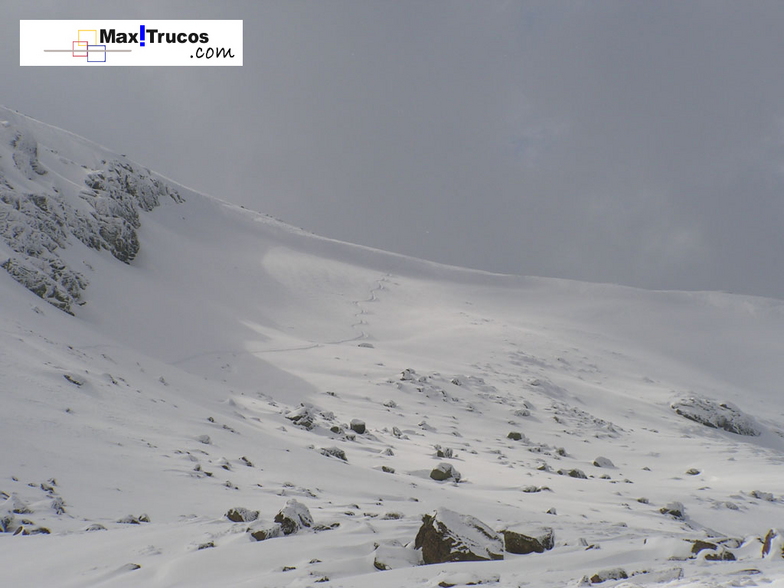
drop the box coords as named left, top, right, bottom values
left=78, top=30, right=97, bottom=45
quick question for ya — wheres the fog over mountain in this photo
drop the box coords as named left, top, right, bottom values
left=5, top=1, right=784, bottom=297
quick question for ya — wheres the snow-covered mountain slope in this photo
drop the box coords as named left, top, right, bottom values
left=1, top=105, right=784, bottom=587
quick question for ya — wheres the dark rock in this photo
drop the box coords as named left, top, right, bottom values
left=588, top=568, right=627, bottom=583
left=593, top=457, right=614, bottom=468
left=320, top=447, right=347, bottom=461
left=763, top=529, right=784, bottom=558
left=660, top=502, right=685, bottom=519
left=274, top=499, right=314, bottom=535
left=226, top=507, right=259, bottom=523
left=705, top=550, right=736, bottom=561
left=691, top=540, right=717, bottom=555
left=286, top=405, right=315, bottom=430
left=248, top=524, right=282, bottom=542
left=558, top=468, right=588, bottom=479
left=350, top=419, right=366, bottom=434
left=435, top=445, right=453, bottom=458
left=414, top=508, right=504, bottom=564
left=507, top=432, right=523, bottom=441
left=63, top=374, right=84, bottom=386
left=502, top=527, right=554, bottom=554
left=430, top=463, right=461, bottom=482
left=685, top=468, right=700, bottom=476
left=382, top=466, right=395, bottom=474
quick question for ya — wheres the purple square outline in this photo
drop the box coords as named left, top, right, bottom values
left=86, top=44, right=106, bottom=63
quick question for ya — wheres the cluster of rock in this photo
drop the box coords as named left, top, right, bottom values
left=0, top=480, right=63, bottom=536
left=226, top=499, right=335, bottom=543
left=671, top=397, right=761, bottom=436
left=0, top=122, right=182, bottom=313
left=410, top=508, right=554, bottom=565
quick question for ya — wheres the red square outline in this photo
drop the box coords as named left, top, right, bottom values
left=72, top=41, right=88, bottom=58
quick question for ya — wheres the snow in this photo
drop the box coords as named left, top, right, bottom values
left=0, top=105, right=784, bottom=586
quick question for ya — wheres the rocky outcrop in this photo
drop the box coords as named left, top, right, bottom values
left=247, top=500, right=314, bottom=542
left=414, top=508, right=504, bottom=564
left=501, top=526, right=554, bottom=554
left=671, top=397, right=761, bottom=436
left=430, top=463, right=461, bottom=482
left=0, top=122, right=182, bottom=313
left=274, top=499, right=314, bottom=535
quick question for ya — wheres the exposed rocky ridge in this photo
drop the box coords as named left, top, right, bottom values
left=0, top=122, right=182, bottom=313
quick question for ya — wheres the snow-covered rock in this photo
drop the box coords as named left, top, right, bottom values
left=671, top=397, right=761, bottom=436
left=414, top=508, right=504, bottom=564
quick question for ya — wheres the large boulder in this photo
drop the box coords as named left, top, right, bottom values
left=671, top=397, right=761, bottom=436
left=430, top=463, right=461, bottom=482
left=274, top=499, right=314, bottom=535
left=414, top=508, right=504, bottom=564
left=501, top=526, right=554, bottom=554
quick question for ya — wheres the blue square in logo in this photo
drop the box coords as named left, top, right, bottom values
left=87, top=45, right=106, bottom=63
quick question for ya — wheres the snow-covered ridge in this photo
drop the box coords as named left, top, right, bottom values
left=1, top=107, right=784, bottom=587
left=0, top=112, right=182, bottom=313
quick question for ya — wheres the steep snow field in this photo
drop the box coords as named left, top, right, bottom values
left=1, top=106, right=784, bottom=587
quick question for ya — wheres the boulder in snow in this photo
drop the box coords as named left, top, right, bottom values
left=414, top=508, right=504, bottom=564
left=274, top=499, right=313, bottom=535
left=671, top=397, right=761, bottom=436
left=430, top=463, right=461, bottom=482
left=501, top=526, right=554, bottom=554
left=660, top=502, right=685, bottom=519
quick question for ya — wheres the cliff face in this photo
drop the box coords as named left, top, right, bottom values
left=0, top=118, right=182, bottom=313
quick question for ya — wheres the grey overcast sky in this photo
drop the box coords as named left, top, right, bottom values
left=4, top=1, right=784, bottom=298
